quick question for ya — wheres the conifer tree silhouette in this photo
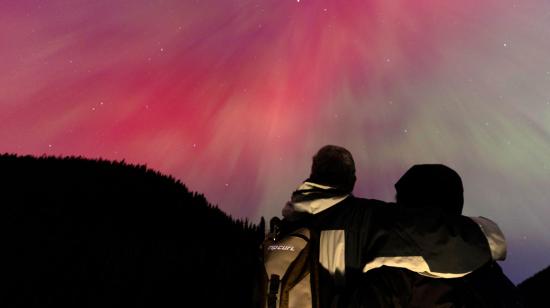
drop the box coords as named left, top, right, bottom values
left=1, top=154, right=264, bottom=307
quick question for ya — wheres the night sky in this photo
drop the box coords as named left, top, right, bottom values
left=1, top=0, right=549, bottom=284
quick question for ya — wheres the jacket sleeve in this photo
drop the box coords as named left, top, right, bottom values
left=362, top=206, right=492, bottom=278
left=468, top=216, right=507, bottom=261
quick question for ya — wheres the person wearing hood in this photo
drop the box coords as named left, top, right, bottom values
left=342, top=164, right=524, bottom=307
left=278, top=145, right=507, bottom=308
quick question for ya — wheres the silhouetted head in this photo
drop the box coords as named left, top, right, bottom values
left=309, top=145, right=356, bottom=192
left=395, top=164, right=464, bottom=215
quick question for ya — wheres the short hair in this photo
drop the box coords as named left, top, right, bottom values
left=395, top=164, right=464, bottom=215
left=309, top=145, right=356, bottom=192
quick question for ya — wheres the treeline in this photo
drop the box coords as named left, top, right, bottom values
left=1, top=154, right=265, bottom=307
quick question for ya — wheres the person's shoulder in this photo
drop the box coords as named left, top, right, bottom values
left=350, top=196, right=392, bottom=207
left=346, top=196, right=394, bottom=220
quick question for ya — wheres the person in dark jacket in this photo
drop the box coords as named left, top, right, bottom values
left=344, top=164, right=524, bottom=307
left=276, top=146, right=502, bottom=308
left=279, top=145, right=387, bottom=307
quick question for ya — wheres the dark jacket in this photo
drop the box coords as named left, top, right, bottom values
left=344, top=262, right=523, bottom=308
left=280, top=181, right=498, bottom=308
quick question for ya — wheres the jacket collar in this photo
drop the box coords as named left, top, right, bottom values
left=282, top=181, right=350, bottom=220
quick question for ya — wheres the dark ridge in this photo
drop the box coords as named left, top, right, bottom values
left=518, top=265, right=550, bottom=308
left=0, top=154, right=265, bottom=307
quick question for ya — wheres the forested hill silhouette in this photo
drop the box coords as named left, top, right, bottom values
left=1, top=154, right=265, bottom=307
left=518, top=266, right=550, bottom=308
